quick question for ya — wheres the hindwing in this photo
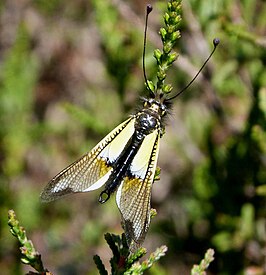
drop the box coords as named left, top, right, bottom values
left=116, top=129, right=160, bottom=250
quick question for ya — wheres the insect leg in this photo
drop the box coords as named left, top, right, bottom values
left=98, top=190, right=111, bottom=203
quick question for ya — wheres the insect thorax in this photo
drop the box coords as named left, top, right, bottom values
left=135, top=98, right=166, bottom=136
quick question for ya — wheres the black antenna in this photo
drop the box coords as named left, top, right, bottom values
left=166, top=38, right=220, bottom=101
left=143, top=4, right=154, bottom=97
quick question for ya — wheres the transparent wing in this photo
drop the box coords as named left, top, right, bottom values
left=40, top=117, right=135, bottom=202
left=116, top=129, right=160, bottom=251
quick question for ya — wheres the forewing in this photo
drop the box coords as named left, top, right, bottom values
left=116, top=130, right=160, bottom=251
left=40, top=117, right=135, bottom=202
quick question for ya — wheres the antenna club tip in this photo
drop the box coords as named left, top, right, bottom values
left=213, top=38, right=220, bottom=47
left=147, top=4, right=153, bottom=14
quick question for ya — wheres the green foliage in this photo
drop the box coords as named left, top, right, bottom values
left=7, top=210, right=169, bottom=275
left=124, top=246, right=167, bottom=275
left=92, top=0, right=141, bottom=106
left=93, top=233, right=168, bottom=275
left=0, top=24, right=39, bottom=177
left=191, top=249, right=215, bottom=275
left=152, top=1, right=181, bottom=94
left=63, top=102, right=108, bottom=135
left=8, top=210, right=47, bottom=274
left=34, top=0, right=64, bottom=15
left=93, top=254, right=108, bottom=275
left=182, top=1, right=266, bottom=273
left=1, top=0, right=265, bottom=274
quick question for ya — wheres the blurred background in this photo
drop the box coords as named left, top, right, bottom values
left=0, top=0, right=265, bottom=274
